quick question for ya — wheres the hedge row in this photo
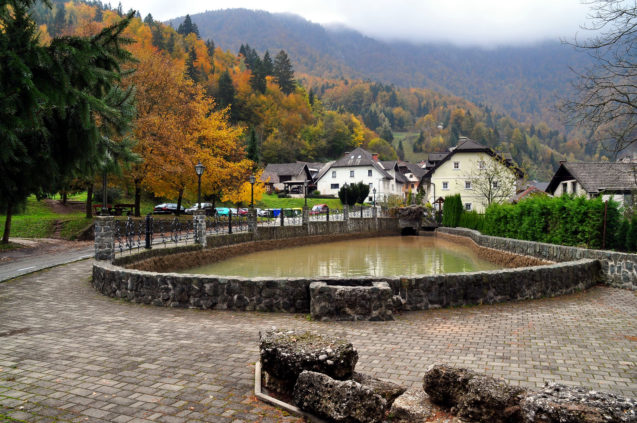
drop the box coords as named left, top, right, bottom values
left=482, top=195, right=620, bottom=250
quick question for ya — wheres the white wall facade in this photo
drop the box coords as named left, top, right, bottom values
left=424, top=152, right=518, bottom=213
left=317, top=165, right=403, bottom=202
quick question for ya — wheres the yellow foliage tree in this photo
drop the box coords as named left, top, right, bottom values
left=222, top=170, right=267, bottom=207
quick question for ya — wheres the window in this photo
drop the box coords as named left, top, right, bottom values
left=369, top=182, right=373, bottom=188
left=368, top=169, right=372, bottom=177
left=562, top=182, right=567, bottom=194
left=453, top=161, right=460, bottom=170
left=442, top=181, right=449, bottom=190
left=465, top=181, right=472, bottom=190
left=465, top=203, right=472, bottom=211
left=478, top=161, right=485, bottom=169
left=331, top=170, right=336, bottom=178
left=493, top=180, right=499, bottom=188
left=331, top=183, right=339, bottom=189
left=571, top=181, right=577, bottom=194
left=350, top=170, right=355, bottom=178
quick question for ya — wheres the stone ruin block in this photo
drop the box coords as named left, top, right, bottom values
left=423, top=363, right=525, bottom=423
left=389, top=388, right=433, bottom=423
left=351, top=371, right=406, bottom=407
left=259, top=329, right=357, bottom=395
left=520, top=383, right=637, bottom=423
left=309, top=280, right=395, bottom=321
left=423, top=364, right=637, bottom=423
left=293, top=370, right=387, bottom=423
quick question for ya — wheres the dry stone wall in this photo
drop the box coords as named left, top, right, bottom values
left=438, top=227, right=636, bottom=290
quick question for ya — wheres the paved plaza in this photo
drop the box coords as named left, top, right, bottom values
left=0, top=260, right=635, bottom=422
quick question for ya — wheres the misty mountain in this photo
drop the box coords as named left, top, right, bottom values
left=168, top=9, right=591, bottom=129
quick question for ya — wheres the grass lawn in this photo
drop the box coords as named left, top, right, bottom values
left=0, top=196, right=90, bottom=240
left=257, top=194, right=343, bottom=209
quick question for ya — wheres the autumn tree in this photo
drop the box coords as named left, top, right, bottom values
left=562, top=0, right=637, bottom=153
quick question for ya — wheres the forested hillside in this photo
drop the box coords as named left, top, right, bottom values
left=31, top=1, right=602, bottom=183
left=170, top=8, right=593, bottom=134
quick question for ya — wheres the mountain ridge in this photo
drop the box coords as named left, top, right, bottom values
left=168, top=8, right=590, bottom=131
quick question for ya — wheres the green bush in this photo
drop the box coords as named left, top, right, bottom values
left=441, top=194, right=463, bottom=227
left=484, top=195, right=621, bottom=249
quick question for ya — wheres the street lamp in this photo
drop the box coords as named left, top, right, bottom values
left=304, top=180, right=308, bottom=208
left=249, top=175, right=256, bottom=208
left=195, top=162, right=205, bottom=209
left=373, top=187, right=376, bottom=207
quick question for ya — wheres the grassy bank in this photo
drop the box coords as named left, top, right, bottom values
left=257, top=194, right=342, bottom=209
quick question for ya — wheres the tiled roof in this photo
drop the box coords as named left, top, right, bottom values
left=331, top=147, right=393, bottom=179
left=547, top=162, right=637, bottom=194
left=261, top=163, right=309, bottom=183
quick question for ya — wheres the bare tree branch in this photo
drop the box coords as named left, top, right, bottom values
left=561, top=0, right=637, bottom=155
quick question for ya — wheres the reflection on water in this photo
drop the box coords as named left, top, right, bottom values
left=179, top=236, right=500, bottom=278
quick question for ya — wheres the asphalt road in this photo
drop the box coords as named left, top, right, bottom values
left=0, top=243, right=94, bottom=282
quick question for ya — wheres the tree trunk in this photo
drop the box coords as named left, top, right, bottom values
left=176, top=189, right=183, bottom=216
left=2, top=200, right=13, bottom=244
left=86, top=183, right=93, bottom=218
left=62, top=188, right=68, bottom=205
left=134, top=179, right=141, bottom=217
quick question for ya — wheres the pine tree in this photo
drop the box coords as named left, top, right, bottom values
left=185, top=47, right=199, bottom=82
left=217, top=70, right=235, bottom=109
left=143, top=13, right=153, bottom=25
left=247, top=127, right=259, bottom=163
left=397, top=140, right=405, bottom=160
left=262, top=50, right=273, bottom=75
left=177, top=14, right=199, bottom=38
left=308, top=88, right=315, bottom=106
left=273, top=50, right=295, bottom=95
left=94, top=7, right=103, bottom=22
left=0, top=2, right=136, bottom=243
left=205, top=39, right=215, bottom=73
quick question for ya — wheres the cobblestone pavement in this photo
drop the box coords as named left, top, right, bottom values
left=0, top=260, right=636, bottom=422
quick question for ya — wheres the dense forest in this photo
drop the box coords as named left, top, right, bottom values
left=32, top=1, right=603, bottom=182
left=171, top=9, right=594, bottom=135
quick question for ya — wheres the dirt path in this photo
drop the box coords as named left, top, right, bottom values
left=42, top=198, right=86, bottom=214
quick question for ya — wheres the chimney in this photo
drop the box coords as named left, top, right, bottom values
left=372, top=153, right=379, bottom=161
left=559, top=160, right=567, bottom=165
left=344, top=151, right=350, bottom=157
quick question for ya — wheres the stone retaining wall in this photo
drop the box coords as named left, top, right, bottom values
left=93, top=226, right=602, bottom=312
left=438, top=227, right=636, bottom=290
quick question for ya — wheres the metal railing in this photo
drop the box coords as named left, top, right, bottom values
left=257, top=209, right=303, bottom=227
left=113, top=216, right=195, bottom=255
left=205, top=212, right=250, bottom=235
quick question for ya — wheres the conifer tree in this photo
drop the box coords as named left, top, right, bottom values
left=0, top=1, right=136, bottom=243
left=177, top=14, right=199, bottom=38
left=217, top=70, right=235, bottom=110
left=247, top=127, right=259, bottom=164
left=273, top=50, right=295, bottom=95
left=262, top=50, right=273, bottom=76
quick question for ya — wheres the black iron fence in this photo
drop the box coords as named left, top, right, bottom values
left=113, top=216, right=195, bottom=255
left=112, top=206, right=390, bottom=255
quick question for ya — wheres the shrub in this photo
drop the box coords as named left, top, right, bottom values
left=441, top=194, right=463, bottom=227
left=458, top=211, right=484, bottom=232
left=484, top=195, right=621, bottom=249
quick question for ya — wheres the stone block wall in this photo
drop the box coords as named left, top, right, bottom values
left=94, top=216, right=114, bottom=261
left=438, top=227, right=636, bottom=290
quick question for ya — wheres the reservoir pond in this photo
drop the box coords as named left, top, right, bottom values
left=179, top=236, right=501, bottom=278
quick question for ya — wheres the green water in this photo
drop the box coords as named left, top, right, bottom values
left=179, top=236, right=500, bottom=278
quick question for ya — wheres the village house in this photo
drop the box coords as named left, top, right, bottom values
left=315, top=147, right=406, bottom=202
left=260, top=163, right=313, bottom=196
left=546, top=161, right=637, bottom=207
left=419, top=137, right=523, bottom=213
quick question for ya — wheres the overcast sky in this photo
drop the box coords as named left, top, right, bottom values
left=119, top=0, right=594, bottom=47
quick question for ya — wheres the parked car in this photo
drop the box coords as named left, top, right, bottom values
left=153, top=203, right=186, bottom=215
left=310, top=204, right=329, bottom=215
left=238, top=208, right=249, bottom=216
left=215, top=207, right=230, bottom=216
left=184, top=203, right=215, bottom=215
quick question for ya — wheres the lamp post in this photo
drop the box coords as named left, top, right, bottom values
left=249, top=175, right=256, bottom=208
left=373, top=187, right=376, bottom=207
left=304, top=180, right=308, bottom=208
left=195, top=162, right=205, bottom=209
left=101, top=170, right=109, bottom=216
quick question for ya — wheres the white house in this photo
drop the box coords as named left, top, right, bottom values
left=546, top=161, right=637, bottom=207
left=316, top=148, right=406, bottom=202
left=419, top=137, right=523, bottom=213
